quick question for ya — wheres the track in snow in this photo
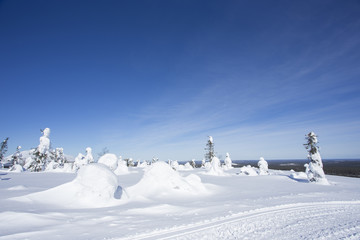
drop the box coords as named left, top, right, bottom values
left=120, top=201, right=360, bottom=240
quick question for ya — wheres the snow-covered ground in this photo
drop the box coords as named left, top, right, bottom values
left=1, top=163, right=360, bottom=240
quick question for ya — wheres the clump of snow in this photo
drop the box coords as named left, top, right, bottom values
left=209, top=136, right=213, bottom=143
left=114, top=159, right=129, bottom=175
left=258, top=157, right=269, bottom=175
left=126, top=161, right=208, bottom=200
left=204, top=157, right=227, bottom=176
left=239, top=165, right=258, bottom=176
left=98, top=153, right=118, bottom=171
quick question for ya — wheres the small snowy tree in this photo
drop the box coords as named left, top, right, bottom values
left=224, top=152, right=233, bottom=169
left=29, top=128, right=51, bottom=172
left=0, top=137, right=9, bottom=162
left=204, top=136, right=215, bottom=162
left=85, top=147, right=94, bottom=163
left=258, top=157, right=269, bottom=175
left=10, top=146, right=23, bottom=165
left=190, top=159, right=196, bottom=168
left=303, top=132, right=328, bottom=184
left=74, top=147, right=93, bottom=171
left=50, top=147, right=67, bottom=168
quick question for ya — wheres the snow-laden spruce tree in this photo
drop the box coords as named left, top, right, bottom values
left=224, top=152, right=233, bottom=169
left=0, top=137, right=9, bottom=163
left=205, top=136, right=215, bottom=162
left=258, top=157, right=269, bottom=175
left=10, top=146, right=23, bottom=165
left=49, top=147, right=67, bottom=168
left=29, top=128, right=51, bottom=172
left=303, top=132, right=329, bottom=184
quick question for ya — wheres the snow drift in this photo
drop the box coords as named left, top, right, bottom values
left=126, top=161, right=209, bottom=200
left=13, top=163, right=124, bottom=208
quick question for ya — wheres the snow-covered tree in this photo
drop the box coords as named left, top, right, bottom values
left=224, top=152, right=233, bottom=169
left=205, top=136, right=215, bottom=162
left=152, top=157, right=158, bottom=164
left=10, top=146, right=23, bottom=165
left=0, top=137, right=9, bottom=163
left=85, top=147, right=94, bottom=163
left=49, top=147, right=67, bottom=168
left=303, top=132, right=328, bottom=184
left=190, top=159, right=196, bottom=168
left=74, top=147, right=93, bottom=171
left=29, top=128, right=51, bottom=172
left=258, top=157, right=269, bottom=175
left=201, top=158, right=206, bottom=168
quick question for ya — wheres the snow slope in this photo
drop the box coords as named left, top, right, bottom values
left=0, top=165, right=360, bottom=240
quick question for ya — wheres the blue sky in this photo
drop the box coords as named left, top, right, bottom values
left=1, top=0, right=360, bottom=161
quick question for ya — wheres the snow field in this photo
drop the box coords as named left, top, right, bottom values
left=1, top=164, right=360, bottom=240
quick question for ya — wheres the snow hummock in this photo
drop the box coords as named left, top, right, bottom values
left=126, top=161, right=209, bottom=200
left=13, top=163, right=123, bottom=208
left=98, top=153, right=118, bottom=171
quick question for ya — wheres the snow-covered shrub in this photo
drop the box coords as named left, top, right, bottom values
left=170, top=160, right=179, bottom=170
left=304, top=132, right=329, bottom=184
left=73, top=147, right=94, bottom=171
left=258, top=157, right=269, bottom=175
left=98, top=153, right=118, bottom=171
left=223, top=152, right=233, bottom=169
left=239, top=165, right=258, bottom=176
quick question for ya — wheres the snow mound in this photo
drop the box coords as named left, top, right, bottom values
left=239, top=165, right=258, bottom=176
left=126, top=161, right=208, bottom=200
left=13, top=164, right=124, bottom=208
left=289, top=171, right=308, bottom=181
left=98, top=153, right=118, bottom=171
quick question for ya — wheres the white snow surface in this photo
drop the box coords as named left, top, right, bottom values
left=1, top=162, right=360, bottom=240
